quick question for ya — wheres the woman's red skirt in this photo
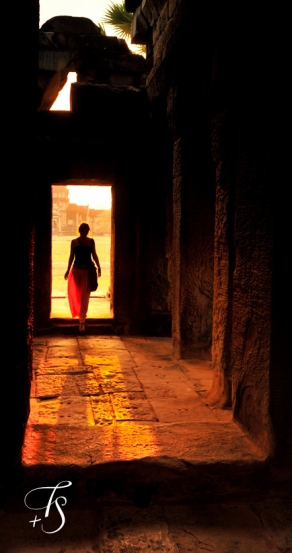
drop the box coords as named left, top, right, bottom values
left=68, top=267, right=90, bottom=322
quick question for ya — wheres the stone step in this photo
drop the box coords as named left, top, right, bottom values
left=19, top=454, right=273, bottom=506
left=2, top=479, right=291, bottom=553
left=35, top=319, right=116, bottom=336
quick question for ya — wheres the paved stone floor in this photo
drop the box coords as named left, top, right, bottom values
left=1, top=335, right=291, bottom=552
left=24, top=335, right=263, bottom=466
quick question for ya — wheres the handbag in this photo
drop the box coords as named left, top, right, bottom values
left=88, top=261, right=98, bottom=291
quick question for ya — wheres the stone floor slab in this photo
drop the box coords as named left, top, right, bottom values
left=1, top=501, right=291, bottom=553
left=98, top=375, right=143, bottom=393
left=178, top=359, right=212, bottom=375
left=142, top=380, right=197, bottom=400
left=90, top=396, right=115, bottom=425
left=36, top=365, right=91, bottom=375
left=75, top=373, right=103, bottom=396
left=98, top=522, right=178, bottom=552
left=111, top=392, right=157, bottom=422
left=81, top=354, right=136, bottom=370
left=33, top=337, right=48, bottom=345
left=122, top=336, right=172, bottom=353
left=78, top=337, right=127, bottom=349
left=149, top=395, right=219, bottom=423
left=23, top=421, right=266, bottom=466
left=46, top=337, right=79, bottom=347
left=94, top=366, right=138, bottom=379
left=46, top=346, right=81, bottom=359
left=35, top=374, right=80, bottom=398
left=39, top=357, right=82, bottom=368
left=29, top=397, right=95, bottom=426
left=251, top=501, right=292, bottom=551
left=166, top=503, right=282, bottom=553
left=80, top=344, right=129, bottom=354
left=130, top=353, right=174, bottom=363
left=133, top=363, right=190, bottom=382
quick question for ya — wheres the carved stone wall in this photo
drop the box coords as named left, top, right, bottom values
left=140, top=3, right=216, bottom=357
left=132, top=0, right=291, bottom=463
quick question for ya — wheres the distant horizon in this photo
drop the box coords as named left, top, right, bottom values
left=53, top=185, right=112, bottom=210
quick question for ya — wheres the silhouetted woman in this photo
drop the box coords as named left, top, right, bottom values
left=64, top=222, right=101, bottom=333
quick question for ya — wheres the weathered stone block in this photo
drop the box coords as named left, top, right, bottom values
left=172, top=138, right=182, bottom=178
left=132, top=5, right=149, bottom=44
left=152, top=20, right=161, bottom=46
left=169, top=0, right=179, bottom=18
left=70, top=84, right=148, bottom=131
left=159, top=2, right=170, bottom=35
left=141, top=0, right=153, bottom=23
left=41, top=16, right=101, bottom=35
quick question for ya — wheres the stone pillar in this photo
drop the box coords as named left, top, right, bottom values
left=231, top=109, right=274, bottom=454
left=207, top=110, right=235, bottom=407
left=269, top=168, right=292, bottom=468
left=172, top=137, right=183, bottom=356
left=169, top=86, right=215, bottom=359
left=230, top=108, right=292, bottom=464
left=206, top=15, right=292, bottom=464
left=34, top=180, right=52, bottom=324
left=112, top=177, right=139, bottom=331
left=140, top=95, right=172, bottom=335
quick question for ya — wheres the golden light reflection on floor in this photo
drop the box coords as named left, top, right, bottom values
left=23, top=348, right=160, bottom=465
left=23, top=426, right=57, bottom=465
left=83, top=354, right=119, bottom=366
left=111, top=423, right=161, bottom=461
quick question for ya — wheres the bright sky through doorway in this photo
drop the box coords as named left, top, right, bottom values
left=67, top=186, right=111, bottom=210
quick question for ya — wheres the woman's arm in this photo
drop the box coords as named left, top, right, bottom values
left=64, top=241, right=75, bottom=280
left=92, top=240, right=101, bottom=277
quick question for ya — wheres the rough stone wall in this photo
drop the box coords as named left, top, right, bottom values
left=34, top=180, right=52, bottom=324
left=172, top=131, right=215, bottom=357
left=208, top=105, right=236, bottom=407
left=141, top=2, right=215, bottom=357
left=270, top=175, right=292, bottom=467
left=230, top=74, right=291, bottom=462
left=178, top=139, right=215, bottom=356
left=135, top=0, right=291, bottom=464
left=138, top=95, right=173, bottom=336
left=206, top=11, right=291, bottom=462
left=231, top=111, right=274, bottom=453
left=112, top=177, right=141, bottom=331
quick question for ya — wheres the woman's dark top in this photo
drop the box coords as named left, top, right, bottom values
left=73, top=239, right=94, bottom=268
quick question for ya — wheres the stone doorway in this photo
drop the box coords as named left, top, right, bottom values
left=51, top=183, right=112, bottom=320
